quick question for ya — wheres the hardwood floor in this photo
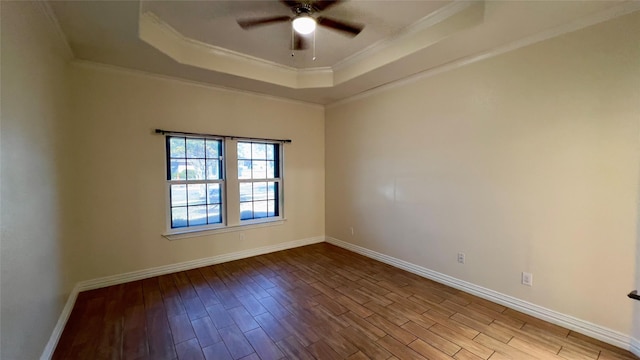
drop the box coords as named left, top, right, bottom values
left=52, top=243, right=637, bottom=360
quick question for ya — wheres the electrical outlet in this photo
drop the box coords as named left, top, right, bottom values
left=350, top=227, right=354, bottom=236
left=522, top=272, right=533, bottom=286
left=239, top=232, right=245, bottom=241
left=457, top=252, right=465, bottom=264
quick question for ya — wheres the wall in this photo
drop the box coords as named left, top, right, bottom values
left=326, top=12, right=639, bottom=336
left=0, top=2, right=74, bottom=359
left=67, top=63, right=325, bottom=281
left=635, top=266, right=640, bottom=354
left=635, top=188, right=640, bottom=353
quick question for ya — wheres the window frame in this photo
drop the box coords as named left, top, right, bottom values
left=237, top=140, right=284, bottom=225
left=163, top=136, right=285, bottom=238
left=164, top=135, right=227, bottom=235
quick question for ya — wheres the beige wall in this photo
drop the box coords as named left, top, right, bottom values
left=635, top=193, right=640, bottom=347
left=2, top=1, right=638, bottom=356
left=0, top=3, right=323, bottom=355
left=326, top=12, right=640, bottom=336
left=67, top=64, right=325, bottom=281
left=635, top=260, right=640, bottom=348
left=0, top=2, right=74, bottom=359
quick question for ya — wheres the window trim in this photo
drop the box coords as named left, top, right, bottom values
left=162, top=136, right=285, bottom=238
left=237, top=140, right=284, bottom=223
left=165, top=134, right=226, bottom=234
left=163, top=218, right=287, bottom=240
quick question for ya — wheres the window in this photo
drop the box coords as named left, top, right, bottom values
left=164, top=135, right=283, bottom=235
left=238, top=142, right=280, bottom=221
left=167, top=136, right=224, bottom=229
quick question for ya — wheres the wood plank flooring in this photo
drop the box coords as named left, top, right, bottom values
left=52, top=243, right=638, bottom=360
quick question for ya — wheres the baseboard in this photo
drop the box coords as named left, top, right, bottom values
left=40, top=235, right=324, bottom=359
left=39, top=284, right=80, bottom=360
left=631, top=337, right=640, bottom=357
left=325, top=236, right=635, bottom=352
left=78, top=236, right=325, bottom=291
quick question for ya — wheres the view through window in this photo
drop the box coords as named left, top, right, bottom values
left=167, top=136, right=223, bottom=228
left=238, top=141, right=280, bottom=221
left=165, top=136, right=283, bottom=233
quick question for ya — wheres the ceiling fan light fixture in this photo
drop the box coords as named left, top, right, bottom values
left=292, top=16, right=316, bottom=35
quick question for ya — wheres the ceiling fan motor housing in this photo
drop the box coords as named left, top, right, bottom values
left=294, top=3, right=315, bottom=16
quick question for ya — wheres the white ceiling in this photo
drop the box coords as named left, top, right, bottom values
left=49, top=0, right=637, bottom=105
left=141, top=0, right=452, bottom=69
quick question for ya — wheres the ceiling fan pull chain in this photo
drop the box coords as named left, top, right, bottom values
left=291, top=26, right=295, bottom=58
left=313, top=30, right=316, bottom=61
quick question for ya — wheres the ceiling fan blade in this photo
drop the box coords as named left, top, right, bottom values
left=317, top=16, right=363, bottom=36
left=313, top=0, right=341, bottom=12
left=237, top=16, right=290, bottom=29
left=292, top=32, right=310, bottom=50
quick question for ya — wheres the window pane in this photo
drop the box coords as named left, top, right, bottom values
left=186, top=159, right=205, bottom=180
left=207, top=184, right=220, bottom=204
left=266, top=144, right=275, bottom=160
left=252, top=160, right=266, bottom=179
left=188, top=206, right=207, bottom=226
left=267, top=200, right=276, bottom=217
left=240, top=202, right=253, bottom=220
left=253, top=182, right=267, bottom=201
left=187, top=184, right=206, bottom=206
left=238, top=160, right=252, bottom=179
left=206, top=139, right=220, bottom=159
left=239, top=182, right=253, bottom=202
left=169, top=137, right=185, bottom=158
left=170, top=159, right=187, bottom=180
left=166, top=135, right=231, bottom=230
left=267, top=182, right=275, bottom=200
left=252, top=143, right=266, bottom=160
left=254, top=201, right=267, bottom=218
left=186, top=138, right=205, bottom=158
left=171, top=207, right=188, bottom=228
left=266, top=161, right=275, bottom=179
left=207, top=205, right=221, bottom=224
left=171, top=185, right=187, bottom=207
left=206, top=160, right=221, bottom=180
left=237, top=142, right=252, bottom=160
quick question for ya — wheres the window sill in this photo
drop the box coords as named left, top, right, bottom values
left=163, top=218, right=286, bottom=241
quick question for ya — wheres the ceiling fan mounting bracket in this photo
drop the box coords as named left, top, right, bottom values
left=293, top=4, right=314, bottom=16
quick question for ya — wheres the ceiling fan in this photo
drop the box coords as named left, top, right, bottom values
left=237, top=0, right=364, bottom=50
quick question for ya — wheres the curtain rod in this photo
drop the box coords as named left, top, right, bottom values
left=154, top=129, right=292, bottom=143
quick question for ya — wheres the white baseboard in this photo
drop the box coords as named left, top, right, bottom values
left=631, top=337, right=640, bottom=357
left=40, top=235, right=324, bottom=359
left=325, top=236, right=635, bottom=352
left=40, top=284, right=80, bottom=360
left=38, top=235, right=638, bottom=358
left=77, top=236, right=324, bottom=291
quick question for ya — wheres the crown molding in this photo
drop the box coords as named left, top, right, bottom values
left=326, top=1, right=640, bottom=109
left=332, top=1, right=482, bottom=73
left=332, top=1, right=484, bottom=85
left=139, top=12, right=334, bottom=89
left=141, top=12, right=298, bottom=72
left=37, top=0, right=74, bottom=60
left=137, top=2, right=484, bottom=90
left=70, top=59, right=325, bottom=109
